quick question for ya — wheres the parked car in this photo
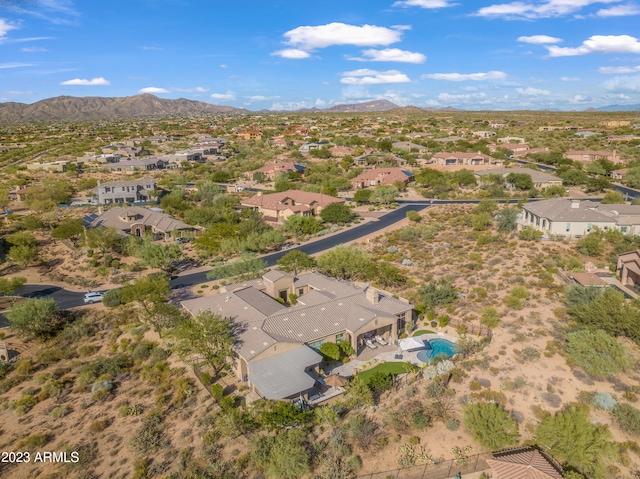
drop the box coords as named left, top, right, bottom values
left=175, top=237, right=189, bottom=244
left=83, top=291, right=104, bottom=304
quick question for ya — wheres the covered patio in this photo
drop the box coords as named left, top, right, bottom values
left=248, top=345, right=323, bottom=400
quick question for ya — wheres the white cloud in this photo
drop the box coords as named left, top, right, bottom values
left=3, top=0, right=79, bottom=24
left=0, top=62, right=35, bottom=69
left=604, top=75, right=640, bottom=92
left=475, top=0, right=621, bottom=19
left=393, top=0, right=457, bottom=8
left=220, top=64, right=227, bottom=69
left=516, top=86, right=551, bottom=95
left=271, top=49, right=311, bottom=59
left=596, top=4, right=640, bottom=16
left=348, top=48, right=426, bottom=63
left=139, top=87, right=169, bottom=93
left=561, top=76, right=581, bottom=81
left=569, top=94, right=593, bottom=103
left=422, top=71, right=507, bottom=81
left=0, top=19, right=18, bottom=42
left=340, top=69, right=411, bottom=85
left=140, top=46, right=163, bottom=51
left=22, top=46, right=47, bottom=52
left=174, top=86, right=208, bottom=92
left=211, top=91, right=236, bottom=100
left=599, top=65, right=640, bottom=74
left=547, top=35, right=640, bottom=57
left=248, top=95, right=280, bottom=101
left=517, top=35, right=563, bottom=44
left=438, top=92, right=488, bottom=101
left=282, top=23, right=404, bottom=51
left=61, top=77, right=110, bottom=86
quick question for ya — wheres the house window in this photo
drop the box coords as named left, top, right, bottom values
left=566, top=223, right=571, bottom=232
left=542, top=219, right=546, bottom=228
left=298, top=288, right=304, bottom=296
left=308, top=339, right=325, bottom=351
left=587, top=223, right=592, bottom=232
left=621, top=227, right=628, bottom=233
left=336, top=333, right=344, bottom=342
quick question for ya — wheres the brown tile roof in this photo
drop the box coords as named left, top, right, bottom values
left=241, top=190, right=344, bottom=210
left=89, top=206, right=193, bottom=236
left=432, top=151, right=493, bottom=160
left=350, top=168, right=414, bottom=185
left=487, top=447, right=563, bottom=479
left=571, top=272, right=607, bottom=287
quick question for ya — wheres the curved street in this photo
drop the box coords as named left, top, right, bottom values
left=6, top=189, right=624, bottom=313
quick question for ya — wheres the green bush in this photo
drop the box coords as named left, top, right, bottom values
left=480, top=307, right=500, bottom=328
left=13, top=394, right=37, bottom=416
left=102, top=289, right=123, bottom=308
left=612, top=403, right=640, bottom=436
left=319, top=342, right=341, bottom=361
left=566, top=329, right=631, bottom=378
left=130, top=410, right=165, bottom=453
left=463, top=402, right=519, bottom=449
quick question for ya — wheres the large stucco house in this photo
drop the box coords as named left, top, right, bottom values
left=240, top=190, right=345, bottom=223
left=181, top=271, right=413, bottom=401
left=520, top=198, right=640, bottom=237
left=88, top=206, right=198, bottom=240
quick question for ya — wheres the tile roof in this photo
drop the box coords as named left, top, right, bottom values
left=99, top=178, right=156, bottom=188
left=523, top=199, right=640, bottom=225
left=487, top=447, right=563, bottom=479
left=182, top=271, right=413, bottom=360
left=89, top=206, right=193, bottom=235
left=241, top=190, right=345, bottom=210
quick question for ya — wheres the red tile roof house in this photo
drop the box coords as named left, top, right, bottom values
left=247, top=162, right=307, bottom=181
left=431, top=151, right=496, bottom=166
left=241, top=190, right=345, bottom=223
left=564, top=149, right=622, bottom=164
left=350, top=168, right=415, bottom=189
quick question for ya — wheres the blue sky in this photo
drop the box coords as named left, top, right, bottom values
left=1, top=0, right=640, bottom=111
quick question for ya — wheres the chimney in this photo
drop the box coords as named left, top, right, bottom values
left=366, top=285, right=379, bottom=305
left=570, top=200, right=580, bottom=209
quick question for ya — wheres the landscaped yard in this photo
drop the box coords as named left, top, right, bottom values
left=356, top=361, right=410, bottom=384
left=412, top=329, right=435, bottom=336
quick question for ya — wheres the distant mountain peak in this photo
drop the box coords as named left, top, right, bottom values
left=0, top=94, right=248, bottom=123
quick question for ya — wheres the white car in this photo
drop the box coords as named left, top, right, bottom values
left=83, top=292, right=104, bottom=304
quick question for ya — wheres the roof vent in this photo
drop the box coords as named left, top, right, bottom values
left=570, top=199, right=580, bottom=209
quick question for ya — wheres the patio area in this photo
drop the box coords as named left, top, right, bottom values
left=326, top=332, right=459, bottom=378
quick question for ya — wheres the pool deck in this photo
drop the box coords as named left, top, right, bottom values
left=327, top=332, right=459, bottom=378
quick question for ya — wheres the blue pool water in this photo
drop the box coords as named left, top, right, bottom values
left=416, top=338, right=458, bottom=363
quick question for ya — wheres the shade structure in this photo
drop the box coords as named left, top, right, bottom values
left=486, top=447, right=563, bottom=479
left=399, top=336, right=424, bottom=351
left=324, top=374, right=347, bottom=387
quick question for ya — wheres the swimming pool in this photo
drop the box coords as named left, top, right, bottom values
left=416, top=338, right=458, bottom=363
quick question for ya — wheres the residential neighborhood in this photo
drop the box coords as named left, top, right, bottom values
left=2, top=105, right=640, bottom=479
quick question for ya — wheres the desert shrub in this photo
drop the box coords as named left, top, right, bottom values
left=612, top=404, right=640, bottom=436
left=76, top=354, right=132, bottom=387
left=12, top=394, right=38, bottom=416
left=343, top=415, right=378, bottom=451
left=480, top=307, right=500, bottom=328
left=446, top=419, right=460, bottom=431
left=77, top=344, right=98, bottom=358
left=347, top=456, right=362, bottom=473
left=535, top=403, right=613, bottom=479
left=41, top=379, right=64, bottom=400
left=516, top=347, right=540, bottom=363
left=423, top=360, right=455, bottom=380
left=172, top=377, right=195, bottom=404
left=130, top=410, right=165, bottom=453
left=463, top=402, right=519, bottom=449
left=593, top=392, right=617, bottom=411
left=15, top=433, right=48, bottom=450
left=88, top=418, right=110, bottom=434
left=49, top=406, right=68, bottom=419
left=131, top=340, right=158, bottom=362
left=102, top=289, right=123, bottom=308
left=118, top=403, right=144, bottom=417
left=249, top=429, right=310, bottom=479
left=566, top=329, right=631, bottom=378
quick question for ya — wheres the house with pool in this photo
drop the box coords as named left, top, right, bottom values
left=180, top=270, right=414, bottom=402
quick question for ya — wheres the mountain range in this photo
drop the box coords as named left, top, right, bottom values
left=0, top=94, right=638, bottom=123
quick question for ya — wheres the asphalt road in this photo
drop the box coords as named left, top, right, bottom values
left=4, top=192, right=613, bottom=312
left=8, top=204, right=430, bottom=311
